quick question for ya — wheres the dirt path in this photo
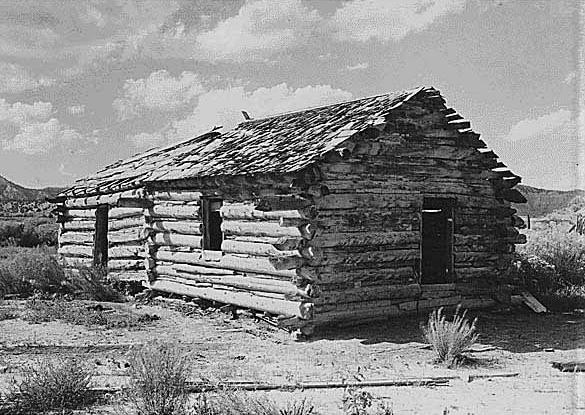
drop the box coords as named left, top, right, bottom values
left=1, top=301, right=584, bottom=414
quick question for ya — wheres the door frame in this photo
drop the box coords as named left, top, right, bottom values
left=419, top=197, right=455, bottom=284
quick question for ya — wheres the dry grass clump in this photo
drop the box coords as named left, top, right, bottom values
left=3, top=358, right=93, bottom=414
left=191, top=391, right=317, bottom=415
left=128, top=342, right=191, bottom=415
left=23, top=299, right=159, bottom=329
left=423, top=306, right=478, bottom=368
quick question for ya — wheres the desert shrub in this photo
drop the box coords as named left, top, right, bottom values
left=0, top=219, right=57, bottom=248
left=342, top=387, right=392, bottom=415
left=69, top=266, right=122, bottom=302
left=517, top=227, right=585, bottom=288
left=0, top=248, right=65, bottom=298
left=128, top=342, right=191, bottom=415
left=5, top=358, right=93, bottom=413
left=0, top=249, right=124, bottom=301
left=191, top=391, right=316, bottom=415
left=423, top=306, right=478, bottom=367
left=514, top=226, right=585, bottom=310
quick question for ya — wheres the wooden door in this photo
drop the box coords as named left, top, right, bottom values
left=420, top=198, right=454, bottom=284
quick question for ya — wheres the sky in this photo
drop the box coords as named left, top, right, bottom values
left=0, top=0, right=580, bottom=190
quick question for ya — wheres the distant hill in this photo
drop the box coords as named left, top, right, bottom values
left=0, top=175, right=64, bottom=201
left=513, top=185, right=585, bottom=218
left=0, top=175, right=65, bottom=219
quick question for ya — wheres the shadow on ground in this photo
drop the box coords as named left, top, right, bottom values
left=309, top=308, right=585, bottom=353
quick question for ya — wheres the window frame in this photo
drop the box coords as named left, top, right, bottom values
left=201, top=198, right=223, bottom=251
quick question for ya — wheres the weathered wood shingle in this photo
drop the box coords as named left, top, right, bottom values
left=61, top=87, right=425, bottom=197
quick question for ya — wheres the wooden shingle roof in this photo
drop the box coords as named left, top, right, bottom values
left=61, top=86, right=428, bottom=197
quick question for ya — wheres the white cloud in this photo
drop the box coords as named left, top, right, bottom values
left=0, top=99, right=83, bottom=154
left=113, top=70, right=204, bottom=120
left=128, top=130, right=167, bottom=149
left=505, top=109, right=573, bottom=142
left=330, top=0, right=467, bottom=42
left=0, top=62, right=54, bottom=93
left=171, top=83, right=353, bottom=140
left=196, top=0, right=322, bottom=62
left=66, top=105, right=86, bottom=116
left=346, top=62, right=369, bottom=71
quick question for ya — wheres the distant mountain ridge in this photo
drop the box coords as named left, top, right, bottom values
left=513, top=185, right=585, bottom=218
left=0, top=175, right=64, bottom=201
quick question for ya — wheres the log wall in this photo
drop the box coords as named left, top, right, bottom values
left=143, top=189, right=317, bottom=324
left=57, top=203, right=147, bottom=282
left=302, top=94, right=524, bottom=326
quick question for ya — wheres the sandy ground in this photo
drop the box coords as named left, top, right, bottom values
left=1, top=299, right=584, bottom=414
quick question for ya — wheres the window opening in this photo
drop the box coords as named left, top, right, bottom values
left=93, top=205, right=109, bottom=268
left=202, top=199, right=223, bottom=251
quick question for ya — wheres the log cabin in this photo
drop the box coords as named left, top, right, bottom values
left=50, top=87, right=526, bottom=333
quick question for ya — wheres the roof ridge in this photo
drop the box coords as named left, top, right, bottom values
left=236, top=86, right=429, bottom=126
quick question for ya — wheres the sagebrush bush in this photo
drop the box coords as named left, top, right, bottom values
left=70, top=266, right=122, bottom=302
left=0, top=249, right=123, bottom=301
left=0, top=219, right=57, bottom=248
left=128, top=342, right=191, bottom=415
left=191, top=391, right=316, bottom=415
left=0, top=248, right=65, bottom=298
left=6, top=358, right=93, bottom=413
left=423, top=306, right=478, bottom=367
left=517, top=227, right=585, bottom=289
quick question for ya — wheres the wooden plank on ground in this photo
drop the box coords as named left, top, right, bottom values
left=520, top=290, right=547, bottom=313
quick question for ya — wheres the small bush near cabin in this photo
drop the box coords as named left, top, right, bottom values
left=0, top=248, right=65, bottom=298
left=128, top=342, right=191, bottom=415
left=4, top=358, right=93, bottom=414
left=515, top=225, right=585, bottom=310
left=191, top=391, right=317, bottom=415
left=423, top=306, right=478, bottom=368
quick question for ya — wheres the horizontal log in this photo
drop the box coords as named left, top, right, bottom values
left=60, top=232, right=93, bottom=245
left=150, top=232, right=202, bottom=249
left=153, top=250, right=298, bottom=279
left=107, top=270, right=147, bottom=282
left=154, top=266, right=310, bottom=298
left=319, top=249, right=418, bottom=266
left=220, top=203, right=316, bottom=221
left=398, top=296, right=462, bottom=311
left=149, top=190, right=202, bottom=201
left=109, top=228, right=145, bottom=244
left=61, top=220, right=94, bottom=231
left=146, top=204, right=200, bottom=219
left=312, top=231, right=419, bottom=248
left=109, top=216, right=145, bottom=231
left=255, top=195, right=313, bottom=211
left=64, top=189, right=149, bottom=208
left=221, top=221, right=316, bottom=239
left=147, top=220, right=203, bottom=235
left=108, top=259, right=144, bottom=271
left=221, top=240, right=300, bottom=257
left=149, top=278, right=313, bottom=319
left=59, top=245, right=144, bottom=259
left=315, top=266, right=415, bottom=284
left=318, top=284, right=421, bottom=304
left=229, top=235, right=304, bottom=251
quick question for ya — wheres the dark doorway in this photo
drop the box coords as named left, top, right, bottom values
left=202, top=198, right=223, bottom=251
left=93, top=205, right=109, bottom=268
left=420, top=197, right=454, bottom=284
